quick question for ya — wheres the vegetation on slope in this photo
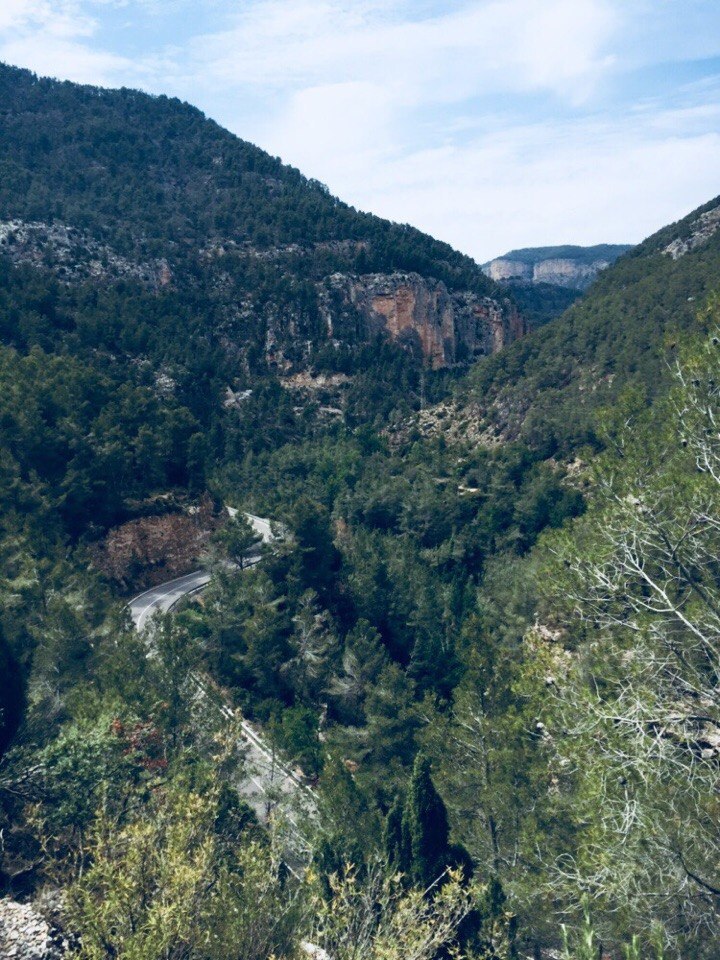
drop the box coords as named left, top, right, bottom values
left=1, top=60, right=720, bottom=958
left=485, top=243, right=632, bottom=268
left=465, top=196, right=720, bottom=455
left=0, top=62, right=496, bottom=296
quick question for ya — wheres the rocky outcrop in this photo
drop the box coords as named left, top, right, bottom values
left=664, top=205, right=720, bottom=259
left=534, top=257, right=611, bottom=288
left=485, top=259, right=533, bottom=283
left=386, top=398, right=502, bottom=449
left=319, top=272, right=523, bottom=369
left=483, top=244, right=632, bottom=291
left=0, top=220, right=169, bottom=288
left=0, top=899, right=69, bottom=960
left=486, top=255, right=611, bottom=290
left=0, top=220, right=520, bottom=370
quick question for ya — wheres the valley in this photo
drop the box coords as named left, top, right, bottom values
left=0, top=60, right=719, bottom=960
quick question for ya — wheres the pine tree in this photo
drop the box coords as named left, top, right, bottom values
left=214, top=513, right=261, bottom=569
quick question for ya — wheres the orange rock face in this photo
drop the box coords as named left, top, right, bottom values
left=320, top=272, right=524, bottom=369
left=370, top=282, right=455, bottom=368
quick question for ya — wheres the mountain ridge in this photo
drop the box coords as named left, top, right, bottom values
left=0, top=61, right=528, bottom=371
left=461, top=194, right=720, bottom=453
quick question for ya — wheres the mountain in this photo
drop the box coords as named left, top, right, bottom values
left=461, top=198, right=720, bottom=455
left=0, top=62, right=523, bottom=373
left=3, top=58, right=720, bottom=960
left=483, top=243, right=633, bottom=290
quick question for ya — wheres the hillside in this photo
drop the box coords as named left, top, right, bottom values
left=2, top=61, right=720, bottom=960
left=0, top=62, right=525, bottom=374
left=463, top=196, right=720, bottom=454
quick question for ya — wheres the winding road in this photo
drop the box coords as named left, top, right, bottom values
left=128, top=513, right=272, bottom=632
left=127, top=512, right=317, bottom=853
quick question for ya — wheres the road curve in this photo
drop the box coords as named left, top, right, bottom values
left=128, top=513, right=272, bottom=632
left=127, top=512, right=317, bottom=841
left=128, top=569, right=212, bottom=632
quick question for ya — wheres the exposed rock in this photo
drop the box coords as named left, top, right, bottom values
left=319, top=272, right=523, bottom=369
left=487, top=255, right=611, bottom=290
left=200, top=237, right=369, bottom=263
left=154, top=370, right=176, bottom=398
left=0, top=898, right=69, bottom=960
left=664, top=205, right=720, bottom=259
left=533, top=257, right=611, bottom=288
left=483, top=244, right=631, bottom=291
left=278, top=372, right=351, bottom=422
left=89, top=497, right=224, bottom=591
left=386, top=399, right=502, bottom=449
left=485, top=258, right=533, bottom=283
left=301, top=941, right=332, bottom=960
left=0, top=219, right=167, bottom=287
left=280, top=371, right=351, bottom=392
left=0, top=219, right=519, bottom=371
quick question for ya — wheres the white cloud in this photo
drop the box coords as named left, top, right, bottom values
left=265, top=81, right=396, bottom=183
left=0, top=0, right=141, bottom=84
left=188, top=0, right=619, bottom=106
left=340, top=113, right=720, bottom=261
left=0, top=36, right=134, bottom=84
left=0, top=1, right=93, bottom=37
left=186, top=0, right=627, bottom=258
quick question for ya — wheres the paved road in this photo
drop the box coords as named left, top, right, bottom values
left=128, top=568, right=213, bottom=632
left=128, top=514, right=273, bottom=632
left=127, top=512, right=317, bottom=844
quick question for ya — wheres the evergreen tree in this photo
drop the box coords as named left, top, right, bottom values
left=475, top=876, right=518, bottom=960
left=403, top=753, right=451, bottom=889
left=363, top=663, right=419, bottom=783
left=327, top=619, right=388, bottom=723
left=282, top=589, right=339, bottom=703
left=214, top=513, right=262, bottom=569
left=383, top=793, right=410, bottom=875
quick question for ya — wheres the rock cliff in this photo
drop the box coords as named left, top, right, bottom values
left=0, top=221, right=522, bottom=371
left=663, top=205, right=720, bottom=259
left=319, top=272, right=524, bottom=369
left=483, top=244, right=632, bottom=291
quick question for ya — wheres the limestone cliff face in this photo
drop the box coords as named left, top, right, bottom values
left=486, top=255, right=609, bottom=290
left=532, top=257, right=609, bottom=288
left=483, top=245, right=632, bottom=291
left=0, top=219, right=521, bottom=371
left=485, top=259, right=532, bottom=283
left=319, top=272, right=524, bottom=369
left=664, top=205, right=720, bottom=260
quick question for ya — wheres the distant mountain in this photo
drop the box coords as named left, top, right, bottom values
left=483, top=243, right=633, bottom=290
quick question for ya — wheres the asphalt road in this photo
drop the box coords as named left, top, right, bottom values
left=128, top=513, right=273, bottom=631
left=128, top=568, right=213, bottom=632
left=126, top=512, right=317, bottom=841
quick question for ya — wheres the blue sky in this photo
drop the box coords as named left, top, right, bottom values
left=1, top=1, right=720, bottom=262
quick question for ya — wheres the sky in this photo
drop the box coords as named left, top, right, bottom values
left=1, top=1, right=720, bottom=262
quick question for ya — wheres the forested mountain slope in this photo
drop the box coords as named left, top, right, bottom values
left=0, top=61, right=525, bottom=374
left=462, top=195, right=720, bottom=455
left=2, top=59, right=720, bottom=960
left=482, top=243, right=634, bottom=328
